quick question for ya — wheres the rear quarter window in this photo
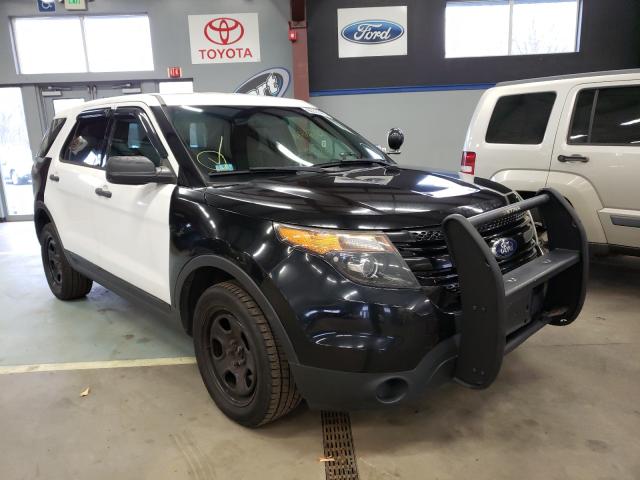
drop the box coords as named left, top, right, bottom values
left=485, top=92, right=556, bottom=144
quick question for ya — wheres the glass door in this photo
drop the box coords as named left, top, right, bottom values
left=0, top=87, right=35, bottom=219
left=40, top=85, right=92, bottom=125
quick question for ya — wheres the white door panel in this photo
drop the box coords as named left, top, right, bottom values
left=93, top=180, right=175, bottom=302
left=44, top=112, right=109, bottom=264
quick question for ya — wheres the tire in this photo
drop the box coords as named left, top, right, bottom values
left=40, top=223, right=93, bottom=300
left=193, top=281, right=301, bottom=427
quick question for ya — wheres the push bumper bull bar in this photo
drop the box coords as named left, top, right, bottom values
left=442, top=187, right=588, bottom=389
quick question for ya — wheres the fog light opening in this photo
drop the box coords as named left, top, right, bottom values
left=375, top=378, right=409, bottom=404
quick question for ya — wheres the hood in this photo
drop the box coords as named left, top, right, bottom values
left=204, top=165, right=509, bottom=230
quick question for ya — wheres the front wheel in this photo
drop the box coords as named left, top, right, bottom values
left=193, top=281, right=301, bottom=427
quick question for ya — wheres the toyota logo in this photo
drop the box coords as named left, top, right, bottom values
left=204, top=17, right=245, bottom=45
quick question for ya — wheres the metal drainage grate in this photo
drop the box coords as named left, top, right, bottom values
left=321, top=411, right=359, bottom=480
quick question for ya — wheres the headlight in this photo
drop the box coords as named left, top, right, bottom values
left=275, top=224, right=419, bottom=289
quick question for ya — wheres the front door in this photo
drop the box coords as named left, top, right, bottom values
left=552, top=82, right=640, bottom=248
left=92, top=103, right=178, bottom=303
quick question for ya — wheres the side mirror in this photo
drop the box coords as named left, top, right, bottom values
left=106, top=156, right=176, bottom=185
left=387, top=128, right=404, bottom=154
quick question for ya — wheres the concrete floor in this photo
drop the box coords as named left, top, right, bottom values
left=1, top=221, right=639, bottom=480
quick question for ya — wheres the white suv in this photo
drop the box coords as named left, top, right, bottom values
left=461, top=69, right=640, bottom=255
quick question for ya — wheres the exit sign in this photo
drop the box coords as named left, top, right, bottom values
left=64, top=0, right=87, bottom=10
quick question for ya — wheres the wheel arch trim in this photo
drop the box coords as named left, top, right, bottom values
left=173, top=255, right=299, bottom=364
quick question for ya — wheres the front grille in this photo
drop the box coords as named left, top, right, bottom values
left=389, top=211, right=538, bottom=290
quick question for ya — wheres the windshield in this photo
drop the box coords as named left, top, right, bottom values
left=166, top=105, right=390, bottom=175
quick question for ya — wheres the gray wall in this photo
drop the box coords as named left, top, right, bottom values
left=0, top=0, right=293, bottom=92
left=312, top=89, right=485, bottom=172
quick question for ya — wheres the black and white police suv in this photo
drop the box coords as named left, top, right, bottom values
left=33, top=93, right=587, bottom=426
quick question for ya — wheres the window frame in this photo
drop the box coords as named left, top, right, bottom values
left=567, top=86, right=640, bottom=147
left=444, top=0, right=582, bottom=59
left=60, top=108, right=113, bottom=170
left=485, top=91, right=557, bottom=145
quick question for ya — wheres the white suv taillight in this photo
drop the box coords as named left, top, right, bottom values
left=460, top=151, right=476, bottom=175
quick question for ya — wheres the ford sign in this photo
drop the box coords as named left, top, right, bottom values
left=491, top=238, right=518, bottom=259
left=341, top=20, right=405, bottom=44
left=234, top=68, right=290, bottom=97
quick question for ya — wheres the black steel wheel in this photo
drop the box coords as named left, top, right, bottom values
left=206, top=311, right=258, bottom=406
left=40, top=224, right=93, bottom=300
left=193, top=281, right=301, bottom=427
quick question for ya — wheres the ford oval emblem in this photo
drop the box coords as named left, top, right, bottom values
left=341, top=20, right=405, bottom=45
left=491, top=237, right=518, bottom=259
left=234, top=68, right=290, bottom=97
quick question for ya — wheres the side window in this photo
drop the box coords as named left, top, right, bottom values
left=568, top=86, right=640, bottom=145
left=568, top=89, right=596, bottom=144
left=107, top=113, right=163, bottom=166
left=63, top=114, right=109, bottom=167
left=485, top=92, right=556, bottom=144
left=38, top=117, right=66, bottom=157
left=591, top=86, right=640, bottom=144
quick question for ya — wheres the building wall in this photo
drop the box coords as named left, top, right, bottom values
left=312, top=89, right=484, bottom=172
left=0, top=0, right=293, bottom=92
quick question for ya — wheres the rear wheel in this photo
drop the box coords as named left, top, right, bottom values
left=40, top=224, right=93, bottom=300
left=193, top=281, right=300, bottom=427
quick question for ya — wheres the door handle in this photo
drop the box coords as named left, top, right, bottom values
left=49, top=174, right=60, bottom=182
left=558, top=154, right=589, bottom=163
left=95, top=187, right=112, bottom=198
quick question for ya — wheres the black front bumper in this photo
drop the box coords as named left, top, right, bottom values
left=290, top=188, right=588, bottom=410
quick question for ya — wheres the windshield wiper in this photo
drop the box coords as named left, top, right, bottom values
left=208, top=166, right=323, bottom=177
left=318, top=159, right=394, bottom=169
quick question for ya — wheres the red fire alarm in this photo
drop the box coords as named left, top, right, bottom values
left=288, top=29, right=297, bottom=42
left=167, top=67, right=182, bottom=79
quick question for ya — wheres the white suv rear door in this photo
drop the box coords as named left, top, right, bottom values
left=92, top=104, right=178, bottom=303
left=44, top=108, right=111, bottom=266
left=551, top=81, right=640, bottom=248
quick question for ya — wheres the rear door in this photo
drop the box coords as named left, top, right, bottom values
left=45, top=108, right=111, bottom=264
left=552, top=82, right=640, bottom=248
left=92, top=104, right=178, bottom=303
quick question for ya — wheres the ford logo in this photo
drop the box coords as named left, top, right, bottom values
left=341, top=20, right=405, bottom=45
left=234, top=68, right=290, bottom=97
left=491, top=237, right=518, bottom=259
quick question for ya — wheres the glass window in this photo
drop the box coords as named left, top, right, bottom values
left=107, top=114, right=162, bottom=166
left=12, top=17, right=86, bottom=74
left=53, top=98, right=86, bottom=116
left=445, top=0, right=581, bottom=58
left=568, top=89, right=595, bottom=144
left=511, top=0, right=580, bottom=55
left=486, top=92, right=556, bottom=144
left=0, top=87, right=34, bottom=216
left=84, top=16, right=154, bottom=72
left=167, top=106, right=389, bottom=176
left=445, top=1, right=510, bottom=58
left=38, top=118, right=66, bottom=158
left=590, top=87, right=640, bottom=145
left=159, top=81, right=194, bottom=94
left=12, top=15, right=153, bottom=74
left=63, top=115, right=109, bottom=167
